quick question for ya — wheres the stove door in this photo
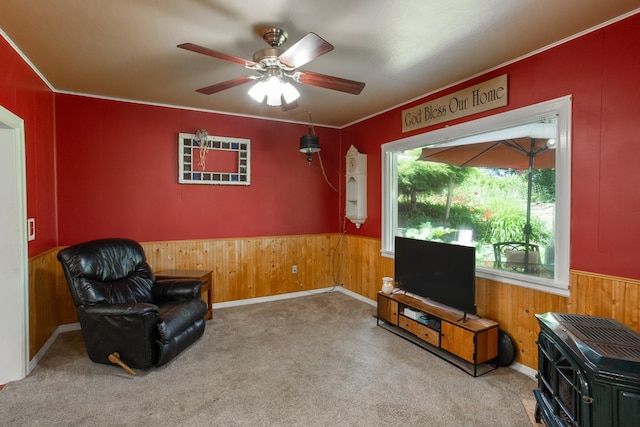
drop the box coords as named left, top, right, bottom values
left=536, top=330, right=592, bottom=426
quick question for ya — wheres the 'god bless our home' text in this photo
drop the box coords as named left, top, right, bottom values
left=402, top=75, right=508, bottom=132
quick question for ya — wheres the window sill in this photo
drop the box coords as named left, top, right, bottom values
left=476, top=267, right=569, bottom=297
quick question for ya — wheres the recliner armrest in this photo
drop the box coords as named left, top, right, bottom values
left=153, top=278, right=202, bottom=302
left=82, top=302, right=159, bottom=317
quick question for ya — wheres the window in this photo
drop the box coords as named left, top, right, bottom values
left=382, top=96, right=571, bottom=295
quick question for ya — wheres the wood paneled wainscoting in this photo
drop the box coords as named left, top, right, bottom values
left=340, top=235, right=640, bottom=370
left=140, top=234, right=341, bottom=304
left=28, top=234, right=342, bottom=359
left=27, top=234, right=640, bottom=370
left=28, top=247, right=65, bottom=359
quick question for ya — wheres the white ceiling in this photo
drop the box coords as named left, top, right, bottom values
left=1, top=0, right=638, bottom=127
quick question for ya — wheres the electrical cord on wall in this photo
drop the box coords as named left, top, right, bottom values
left=295, top=223, right=345, bottom=295
left=317, top=151, right=338, bottom=193
left=295, top=161, right=346, bottom=295
left=331, top=215, right=347, bottom=286
left=316, top=150, right=345, bottom=286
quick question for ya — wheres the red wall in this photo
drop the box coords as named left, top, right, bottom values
left=3, top=12, right=640, bottom=281
left=55, top=95, right=343, bottom=245
left=0, top=37, right=57, bottom=257
left=342, top=13, right=640, bottom=280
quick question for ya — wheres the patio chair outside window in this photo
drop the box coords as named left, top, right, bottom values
left=493, top=242, right=540, bottom=273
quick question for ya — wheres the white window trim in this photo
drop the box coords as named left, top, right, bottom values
left=381, top=96, right=571, bottom=296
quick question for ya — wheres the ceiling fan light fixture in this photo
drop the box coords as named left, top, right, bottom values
left=248, top=80, right=267, bottom=103
left=282, top=81, right=300, bottom=104
left=266, top=92, right=281, bottom=106
left=265, top=75, right=283, bottom=106
left=248, top=68, right=300, bottom=107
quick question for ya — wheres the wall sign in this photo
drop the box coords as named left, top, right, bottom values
left=178, top=133, right=250, bottom=185
left=402, top=74, right=508, bottom=133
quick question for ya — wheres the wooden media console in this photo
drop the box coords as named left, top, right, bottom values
left=377, top=292, right=499, bottom=377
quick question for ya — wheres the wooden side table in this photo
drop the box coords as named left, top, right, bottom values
left=155, top=269, right=213, bottom=320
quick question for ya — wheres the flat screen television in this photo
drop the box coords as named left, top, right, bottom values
left=394, top=236, right=477, bottom=317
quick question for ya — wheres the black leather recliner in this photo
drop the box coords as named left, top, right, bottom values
left=57, top=238, right=207, bottom=371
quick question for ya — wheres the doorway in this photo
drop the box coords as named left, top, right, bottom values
left=0, top=105, right=29, bottom=384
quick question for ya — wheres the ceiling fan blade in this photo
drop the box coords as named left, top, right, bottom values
left=196, top=76, right=255, bottom=95
left=278, top=33, right=334, bottom=69
left=178, top=43, right=257, bottom=68
left=281, top=100, right=299, bottom=112
left=296, top=71, right=365, bottom=95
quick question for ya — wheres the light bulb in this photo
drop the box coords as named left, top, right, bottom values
left=265, top=76, right=282, bottom=106
left=248, top=80, right=266, bottom=103
left=281, top=82, right=300, bottom=104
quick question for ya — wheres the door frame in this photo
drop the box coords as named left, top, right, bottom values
left=0, top=104, right=29, bottom=383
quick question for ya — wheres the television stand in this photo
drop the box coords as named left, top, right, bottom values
left=377, top=292, right=499, bottom=377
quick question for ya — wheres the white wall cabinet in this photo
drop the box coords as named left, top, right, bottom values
left=345, top=145, right=367, bottom=228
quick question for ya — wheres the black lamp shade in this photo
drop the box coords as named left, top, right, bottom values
left=300, top=133, right=320, bottom=163
left=299, top=134, right=320, bottom=153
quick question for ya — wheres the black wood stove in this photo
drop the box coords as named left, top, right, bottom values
left=534, top=312, right=640, bottom=426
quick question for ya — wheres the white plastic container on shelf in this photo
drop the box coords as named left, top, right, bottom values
left=381, top=277, right=394, bottom=295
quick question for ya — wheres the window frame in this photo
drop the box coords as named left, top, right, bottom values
left=381, top=96, right=571, bottom=296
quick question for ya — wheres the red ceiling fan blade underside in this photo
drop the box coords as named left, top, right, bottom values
left=277, top=32, right=334, bottom=69
left=178, top=43, right=257, bottom=68
left=296, top=70, right=365, bottom=95
left=196, top=76, right=255, bottom=95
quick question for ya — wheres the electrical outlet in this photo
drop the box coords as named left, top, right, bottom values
left=292, top=264, right=297, bottom=274
left=27, top=218, right=36, bottom=241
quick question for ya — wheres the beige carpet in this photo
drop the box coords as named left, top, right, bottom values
left=522, top=398, right=543, bottom=426
left=0, top=291, right=537, bottom=426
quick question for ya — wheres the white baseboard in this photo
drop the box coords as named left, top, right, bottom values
left=509, top=361, right=537, bottom=380
left=58, top=322, right=81, bottom=333
left=336, top=287, right=376, bottom=306
left=212, top=286, right=340, bottom=310
left=211, top=286, right=377, bottom=310
left=29, top=322, right=80, bottom=373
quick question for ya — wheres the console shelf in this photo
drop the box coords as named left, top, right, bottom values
left=377, top=292, right=499, bottom=377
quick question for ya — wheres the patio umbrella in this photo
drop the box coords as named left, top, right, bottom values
left=417, top=122, right=557, bottom=271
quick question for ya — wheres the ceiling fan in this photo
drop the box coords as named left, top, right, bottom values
left=178, top=27, right=365, bottom=109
